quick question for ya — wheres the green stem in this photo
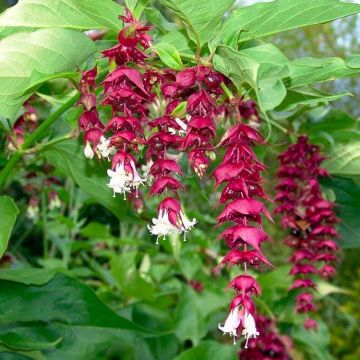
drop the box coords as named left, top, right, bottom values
left=221, top=82, right=234, bottom=100
left=0, top=93, right=80, bottom=189
left=41, top=191, right=48, bottom=259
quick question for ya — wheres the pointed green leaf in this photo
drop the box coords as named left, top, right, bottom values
left=153, top=43, right=184, bottom=70
left=217, top=0, right=360, bottom=46
left=0, top=272, right=153, bottom=359
left=288, top=56, right=360, bottom=88
left=321, top=177, right=360, bottom=249
left=276, top=87, right=351, bottom=112
left=0, top=0, right=123, bottom=38
left=160, top=0, right=234, bottom=47
left=0, top=196, right=19, bottom=258
left=0, top=28, right=95, bottom=121
left=324, top=141, right=360, bottom=176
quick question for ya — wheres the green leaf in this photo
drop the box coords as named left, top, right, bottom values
left=324, top=142, right=360, bottom=176
left=0, top=196, right=19, bottom=258
left=174, top=287, right=206, bottom=345
left=160, top=30, right=196, bottom=54
left=0, top=28, right=95, bottom=121
left=144, top=8, right=178, bottom=34
left=174, top=340, right=237, bottom=360
left=301, top=109, right=356, bottom=134
left=214, top=44, right=290, bottom=111
left=276, top=87, right=350, bottom=112
left=0, top=0, right=123, bottom=38
left=160, top=0, right=234, bottom=47
left=44, top=139, right=130, bottom=220
left=321, top=177, right=360, bottom=249
left=345, top=54, right=360, bottom=69
left=170, top=101, right=187, bottom=117
left=0, top=272, right=152, bottom=359
left=288, top=56, right=360, bottom=88
left=0, top=344, right=45, bottom=360
left=111, top=253, right=156, bottom=301
left=0, top=269, right=56, bottom=285
left=292, top=320, right=333, bottom=360
left=125, top=0, right=149, bottom=19
left=217, top=0, right=360, bottom=46
left=153, top=43, right=184, bottom=70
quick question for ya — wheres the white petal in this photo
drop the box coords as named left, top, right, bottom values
left=218, top=307, right=241, bottom=338
left=242, top=312, right=259, bottom=348
left=84, top=142, right=94, bottom=159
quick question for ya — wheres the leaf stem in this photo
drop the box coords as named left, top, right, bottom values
left=221, top=82, right=234, bottom=100
left=0, top=93, right=80, bottom=190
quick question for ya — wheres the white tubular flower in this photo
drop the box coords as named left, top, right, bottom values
left=179, top=210, right=197, bottom=241
left=218, top=306, right=241, bottom=345
left=27, top=205, right=39, bottom=221
left=174, top=117, right=188, bottom=131
left=49, top=195, right=61, bottom=210
left=107, top=162, right=132, bottom=199
left=129, top=161, right=146, bottom=196
left=97, top=136, right=116, bottom=160
left=147, top=210, right=180, bottom=244
left=84, top=142, right=95, bottom=159
left=242, top=311, right=259, bottom=348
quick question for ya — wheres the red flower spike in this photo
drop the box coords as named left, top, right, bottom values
left=275, top=136, right=339, bottom=329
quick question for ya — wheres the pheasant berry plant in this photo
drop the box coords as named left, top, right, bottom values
left=1, top=0, right=359, bottom=359
left=76, top=9, right=274, bottom=348
left=275, top=136, right=339, bottom=330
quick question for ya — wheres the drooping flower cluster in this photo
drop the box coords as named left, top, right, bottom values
left=238, top=315, right=293, bottom=360
left=147, top=66, right=224, bottom=241
left=275, top=135, right=339, bottom=330
left=76, top=12, right=276, bottom=347
left=215, top=105, right=273, bottom=347
left=78, top=10, right=150, bottom=202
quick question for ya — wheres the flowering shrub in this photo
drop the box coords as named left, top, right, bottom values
left=0, top=1, right=360, bottom=359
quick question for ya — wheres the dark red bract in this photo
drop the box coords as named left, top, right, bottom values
left=275, top=136, right=339, bottom=329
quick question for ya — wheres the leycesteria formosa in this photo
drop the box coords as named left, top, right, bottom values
left=275, top=136, right=339, bottom=330
left=215, top=102, right=273, bottom=347
left=76, top=8, right=275, bottom=348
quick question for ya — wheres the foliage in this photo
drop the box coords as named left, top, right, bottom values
left=0, top=0, right=359, bottom=359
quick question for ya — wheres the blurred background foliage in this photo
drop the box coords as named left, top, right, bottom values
left=0, top=0, right=359, bottom=359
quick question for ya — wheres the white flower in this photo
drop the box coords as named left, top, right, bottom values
left=179, top=211, right=197, bottom=241
left=242, top=311, right=259, bottom=348
left=84, top=142, right=95, bottom=159
left=129, top=161, right=146, bottom=196
left=107, top=162, right=132, bottom=199
left=147, top=210, right=180, bottom=244
left=175, top=117, right=188, bottom=131
left=169, top=118, right=187, bottom=136
left=49, top=195, right=61, bottom=210
left=27, top=205, right=39, bottom=221
left=218, top=306, right=241, bottom=345
left=97, top=136, right=116, bottom=160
